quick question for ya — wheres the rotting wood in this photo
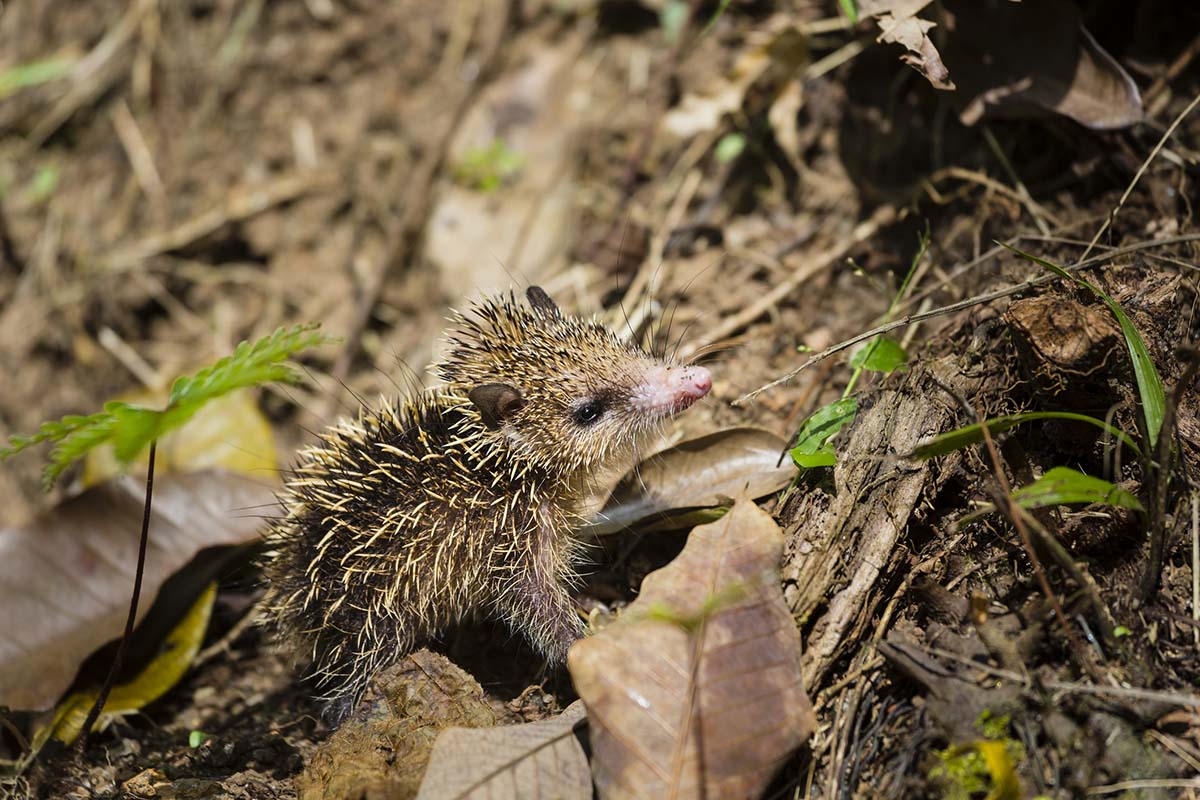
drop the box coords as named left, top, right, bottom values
left=780, top=352, right=982, bottom=689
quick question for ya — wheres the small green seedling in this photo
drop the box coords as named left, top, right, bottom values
left=452, top=139, right=524, bottom=193
left=2, top=322, right=334, bottom=488
left=1, top=322, right=335, bottom=752
left=789, top=230, right=924, bottom=471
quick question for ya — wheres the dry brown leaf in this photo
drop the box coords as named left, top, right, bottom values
left=569, top=499, right=815, bottom=800
left=940, top=0, right=1142, bottom=129
left=584, top=427, right=796, bottom=536
left=860, top=0, right=953, bottom=91
left=415, top=701, right=590, bottom=800
left=0, top=471, right=274, bottom=711
left=298, top=649, right=509, bottom=800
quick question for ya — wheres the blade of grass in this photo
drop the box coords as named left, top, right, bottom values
left=910, top=411, right=1140, bottom=460
left=1011, top=467, right=1144, bottom=513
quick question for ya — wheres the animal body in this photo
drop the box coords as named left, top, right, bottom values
left=262, top=286, right=711, bottom=721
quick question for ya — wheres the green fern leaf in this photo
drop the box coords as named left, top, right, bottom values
left=2, top=323, right=335, bottom=489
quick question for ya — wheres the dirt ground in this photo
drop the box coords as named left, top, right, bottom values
left=2, top=0, right=1200, bottom=798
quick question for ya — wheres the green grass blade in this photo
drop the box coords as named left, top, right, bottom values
left=1011, top=467, right=1144, bottom=512
left=910, top=411, right=1140, bottom=460
left=0, top=57, right=73, bottom=100
left=1001, top=243, right=1166, bottom=447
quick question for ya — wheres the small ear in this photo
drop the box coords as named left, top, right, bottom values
left=469, top=383, right=526, bottom=429
left=526, top=286, right=562, bottom=320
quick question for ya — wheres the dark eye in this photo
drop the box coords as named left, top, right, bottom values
left=572, top=399, right=605, bottom=425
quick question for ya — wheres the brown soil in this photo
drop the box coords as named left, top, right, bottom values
left=2, top=1, right=1199, bottom=798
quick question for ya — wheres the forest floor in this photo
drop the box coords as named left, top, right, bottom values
left=1, top=1, right=1199, bottom=798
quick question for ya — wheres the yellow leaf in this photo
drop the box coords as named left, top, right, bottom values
left=33, top=582, right=217, bottom=748
left=976, top=740, right=1021, bottom=800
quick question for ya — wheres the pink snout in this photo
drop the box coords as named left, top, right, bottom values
left=631, top=365, right=713, bottom=416
left=675, top=365, right=712, bottom=404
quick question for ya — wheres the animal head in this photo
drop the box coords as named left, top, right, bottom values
left=438, top=286, right=711, bottom=476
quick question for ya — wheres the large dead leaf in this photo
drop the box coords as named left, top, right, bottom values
left=860, top=0, right=953, bottom=91
left=584, top=428, right=796, bottom=536
left=416, top=701, right=590, bottom=800
left=940, top=0, right=1142, bottom=129
left=0, top=471, right=275, bottom=711
left=298, top=649, right=509, bottom=800
left=569, top=499, right=815, bottom=800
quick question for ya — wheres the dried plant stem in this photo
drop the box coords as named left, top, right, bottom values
left=1079, top=90, right=1200, bottom=263
left=977, top=416, right=1102, bottom=682
left=76, top=441, right=157, bottom=752
left=1140, top=350, right=1199, bottom=600
left=686, top=204, right=896, bottom=363
left=736, top=232, right=1200, bottom=405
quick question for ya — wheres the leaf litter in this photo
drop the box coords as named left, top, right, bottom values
left=1, top=1, right=1199, bottom=798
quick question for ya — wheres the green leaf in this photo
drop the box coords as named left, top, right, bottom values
left=28, top=165, right=59, bottom=202
left=838, top=0, right=859, bottom=23
left=41, top=413, right=123, bottom=491
left=1001, top=243, right=1166, bottom=447
left=850, top=336, right=908, bottom=374
left=1012, top=467, right=1144, bottom=512
left=189, top=730, right=209, bottom=748
left=660, top=0, right=689, bottom=44
left=910, top=411, right=1140, bottom=461
left=0, top=57, right=73, bottom=100
left=715, top=133, right=746, bottom=163
left=452, top=139, right=525, bottom=193
left=169, top=323, right=330, bottom=408
left=2, top=323, right=335, bottom=488
left=790, top=397, right=858, bottom=469
left=108, top=404, right=165, bottom=463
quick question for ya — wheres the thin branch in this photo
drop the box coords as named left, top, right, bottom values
left=684, top=204, right=897, bottom=362
left=977, top=414, right=1102, bottom=681
left=734, top=233, right=1200, bottom=405
left=1079, top=90, right=1200, bottom=263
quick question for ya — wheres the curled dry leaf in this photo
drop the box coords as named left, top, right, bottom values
left=940, top=0, right=1142, bottom=129
left=0, top=470, right=274, bottom=711
left=298, top=649, right=508, bottom=800
left=416, top=701, right=590, bottom=800
left=584, top=427, right=796, bottom=537
left=859, top=0, right=953, bottom=91
left=569, top=499, right=815, bottom=800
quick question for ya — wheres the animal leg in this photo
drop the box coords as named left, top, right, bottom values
left=494, top=567, right=585, bottom=663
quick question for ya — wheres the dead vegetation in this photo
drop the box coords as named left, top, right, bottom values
left=2, top=0, right=1200, bottom=798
